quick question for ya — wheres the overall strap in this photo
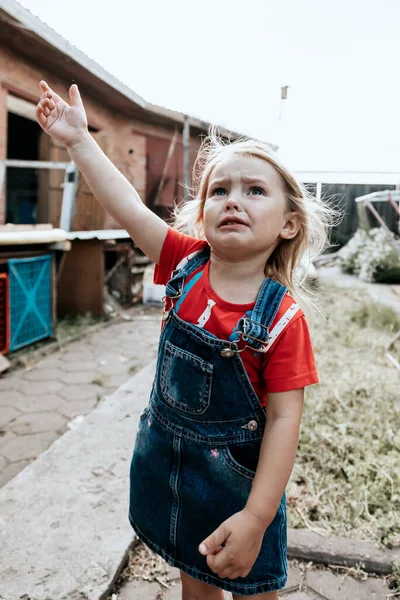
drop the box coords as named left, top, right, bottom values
left=164, top=246, right=211, bottom=300
left=236, top=278, right=287, bottom=352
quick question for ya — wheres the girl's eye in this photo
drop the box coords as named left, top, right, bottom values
left=212, top=188, right=227, bottom=196
left=249, top=187, right=265, bottom=196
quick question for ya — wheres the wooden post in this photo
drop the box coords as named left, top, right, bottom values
left=183, top=116, right=190, bottom=202
left=60, top=163, right=79, bottom=231
left=0, top=87, right=8, bottom=224
left=154, top=129, right=178, bottom=207
left=357, top=202, right=370, bottom=231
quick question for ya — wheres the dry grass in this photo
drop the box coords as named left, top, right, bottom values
left=287, top=284, right=400, bottom=548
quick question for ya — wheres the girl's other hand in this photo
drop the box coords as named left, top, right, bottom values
left=198, top=508, right=266, bottom=580
left=36, top=80, right=88, bottom=147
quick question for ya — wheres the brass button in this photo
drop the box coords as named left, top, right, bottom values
left=248, top=420, right=258, bottom=432
left=221, top=348, right=235, bottom=358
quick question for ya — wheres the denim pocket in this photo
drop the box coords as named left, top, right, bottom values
left=160, top=340, right=213, bottom=415
left=221, top=445, right=258, bottom=480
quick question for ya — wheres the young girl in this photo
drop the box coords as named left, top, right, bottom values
left=37, top=81, right=330, bottom=599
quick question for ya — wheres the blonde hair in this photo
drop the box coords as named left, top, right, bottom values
left=173, top=130, right=338, bottom=315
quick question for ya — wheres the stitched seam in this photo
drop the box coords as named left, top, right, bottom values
left=222, top=447, right=256, bottom=480
left=159, top=343, right=213, bottom=415
left=149, top=402, right=263, bottom=446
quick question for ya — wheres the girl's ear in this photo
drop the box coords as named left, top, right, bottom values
left=280, top=212, right=301, bottom=240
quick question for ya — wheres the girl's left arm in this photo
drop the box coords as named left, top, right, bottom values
left=245, top=387, right=304, bottom=526
left=199, top=388, right=304, bottom=580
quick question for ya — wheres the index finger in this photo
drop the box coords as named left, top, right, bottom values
left=207, top=546, right=231, bottom=574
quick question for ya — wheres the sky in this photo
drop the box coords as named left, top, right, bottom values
left=16, top=0, right=400, bottom=173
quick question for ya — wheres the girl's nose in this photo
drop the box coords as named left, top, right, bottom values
left=224, top=194, right=241, bottom=211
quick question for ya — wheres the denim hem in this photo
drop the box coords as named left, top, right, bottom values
left=129, top=514, right=288, bottom=596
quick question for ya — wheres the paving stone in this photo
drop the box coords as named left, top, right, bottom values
left=9, top=412, right=67, bottom=435
left=22, top=368, right=64, bottom=382
left=60, top=383, right=102, bottom=401
left=0, top=459, right=31, bottom=487
left=37, top=356, right=64, bottom=369
left=0, top=455, right=7, bottom=469
left=0, top=406, right=21, bottom=428
left=306, top=570, right=388, bottom=599
left=2, top=431, right=58, bottom=462
left=57, top=399, right=98, bottom=419
left=63, top=350, right=95, bottom=362
left=103, top=373, right=130, bottom=389
left=17, top=394, right=63, bottom=413
left=0, top=390, right=26, bottom=408
left=97, top=361, right=131, bottom=376
left=61, top=360, right=99, bottom=372
left=0, top=377, right=18, bottom=392
left=0, top=430, right=17, bottom=450
left=118, top=580, right=161, bottom=600
left=286, top=565, right=304, bottom=590
left=60, top=370, right=98, bottom=385
left=15, top=380, right=64, bottom=396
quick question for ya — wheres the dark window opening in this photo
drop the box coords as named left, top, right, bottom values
left=6, top=113, right=42, bottom=224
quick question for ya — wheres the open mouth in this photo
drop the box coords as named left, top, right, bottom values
left=219, top=218, right=248, bottom=228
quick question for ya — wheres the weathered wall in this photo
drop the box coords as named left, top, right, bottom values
left=0, top=44, right=202, bottom=229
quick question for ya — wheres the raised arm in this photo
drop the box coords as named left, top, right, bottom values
left=36, top=81, right=168, bottom=264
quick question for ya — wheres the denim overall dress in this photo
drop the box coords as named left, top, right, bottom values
left=129, top=248, right=288, bottom=595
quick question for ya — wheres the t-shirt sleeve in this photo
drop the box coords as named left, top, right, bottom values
left=154, top=227, right=206, bottom=286
left=263, top=315, right=319, bottom=393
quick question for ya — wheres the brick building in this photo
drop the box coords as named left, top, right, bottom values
left=0, top=0, right=249, bottom=319
left=0, top=0, right=246, bottom=230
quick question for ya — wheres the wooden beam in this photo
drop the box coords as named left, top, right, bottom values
left=59, top=163, right=79, bottom=231
left=154, top=129, right=178, bottom=207
left=2, top=159, right=70, bottom=169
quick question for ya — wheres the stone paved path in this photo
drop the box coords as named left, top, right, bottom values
left=0, top=305, right=162, bottom=487
left=114, top=560, right=391, bottom=599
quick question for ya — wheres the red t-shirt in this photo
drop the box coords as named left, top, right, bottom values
left=154, top=228, right=318, bottom=406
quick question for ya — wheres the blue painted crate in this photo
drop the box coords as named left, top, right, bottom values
left=8, top=255, right=53, bottom=352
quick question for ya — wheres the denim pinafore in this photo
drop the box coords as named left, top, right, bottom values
left=129, top=248, right=288, bottom=596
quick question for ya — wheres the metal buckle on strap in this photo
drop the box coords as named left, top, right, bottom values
left=237, top=315, right=269, bottom=345
left=165, top=288, right=182, bottom=300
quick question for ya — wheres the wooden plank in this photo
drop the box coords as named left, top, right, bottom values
left=57, top=240, right=104, bottom=316
left=7, top=95, right=37, bottom=122
left=154, top=129, right=178, bottom=206
left=51, top=253, right=57, bottom=330
left=72, top=132, right=107, bottom=231
left=0, top=250, right=49, bottom=264
left=0, top=224, right=53, bottom=231
left=60, top=163, right=79, bottom=231
left=48, top=241, right=71, bottom=251
left=3, top=160, right=70, bottom=169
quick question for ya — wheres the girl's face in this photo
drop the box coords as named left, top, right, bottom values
left=203, top=154, right=298, bottom=257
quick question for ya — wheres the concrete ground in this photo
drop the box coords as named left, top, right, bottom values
left=0, top=305, right=162, bottom=487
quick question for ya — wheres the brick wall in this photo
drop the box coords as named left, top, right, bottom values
left=0, top=45, right=202, bottom=229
